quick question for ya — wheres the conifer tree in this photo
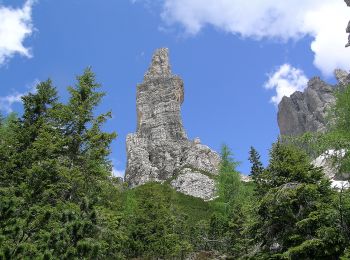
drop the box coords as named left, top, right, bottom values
left=248, top=146, right=265, bottom=196
left=217, top=144, right=240, bottom=204
left=0, top=70, right=124, bottom=259
left=254, top=143, right=345, bottom=259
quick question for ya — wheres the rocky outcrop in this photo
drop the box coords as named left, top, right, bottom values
left=335, top=69, right=350, bottom=87
left=278, top=70, right=350, bottom=136
left=278, top=77, right=335, bottom=136
left=346, top=0, right=350, bottom=47
left=170, top=168, right=216, bottom=201
left=125, top=48, right=220, bottom=200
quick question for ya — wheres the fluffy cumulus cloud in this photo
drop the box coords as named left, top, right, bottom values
left=0, top=0, right=35, bottom=65
left=264, top=64, right=308, bottom=106
left=135, top=0, right=350, bottom=76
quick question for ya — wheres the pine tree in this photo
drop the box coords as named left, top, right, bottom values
left=0, top=80, right=61, bottom=258
left=0, top=70, right=124, bottom=259
left=248, top=146, right=265, bottom=196
left=254, top=143, right=346, bottom=259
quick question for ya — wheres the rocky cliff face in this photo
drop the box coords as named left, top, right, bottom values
left=125, top=48, right=220, bottom=200
left=277, top=77, right=335, bottom=136
left=346, top=0, right=350, bottom=47
left=277, top=70, right=350, bottom=136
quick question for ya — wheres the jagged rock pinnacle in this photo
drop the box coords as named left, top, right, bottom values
left=144, top=48, right=172, bottom=80
left=125, top=48, right=220, bottom=200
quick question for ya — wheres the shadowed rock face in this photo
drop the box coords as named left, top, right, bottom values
left=125, top=48, right=220, bottom=200
left=278, top=70, right=350, bottom=137
left=278, top=77, right=335, bottom=136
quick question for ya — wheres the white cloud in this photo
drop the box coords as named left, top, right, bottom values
left=136, top=0, right=350, bottom=76
left=0, top=91, right=24, bottom=113
left=112, top=168, right=125, bottom=178
left=0, top=79, right=39, bottom=113
left=0, top=0, right=35, bottom=65
left=264, top=64, right=308, bottom=106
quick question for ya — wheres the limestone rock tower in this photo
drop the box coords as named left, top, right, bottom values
left=125, top=48, right=220, bottom=200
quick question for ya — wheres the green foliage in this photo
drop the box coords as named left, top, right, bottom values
left=192, top=144, right=254, bottom=258
left=217, top=144, right=241, bottom=206
left=3, top=71, right=350, bottom=259
left=274, top=85, right=350, bottom=259
left=248, top=146, right=265, bottom=197
left=253, top=143, right=346, bottom=259
left=285, top=85, right=350, bottom=175
left=121, top=183, right=193, bottom=258
left=0, top=70, right=124, bottom=259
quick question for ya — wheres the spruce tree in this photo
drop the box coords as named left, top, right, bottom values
left=248, top=146, right=265, bottom=196
left=254, top=143, right=345, bottom=259
left=0, top=80, right=61, bottom=258
left=0, top=70, right=124, bottom=259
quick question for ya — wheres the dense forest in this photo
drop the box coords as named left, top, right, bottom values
left=1, top=68, right=350, bottom=259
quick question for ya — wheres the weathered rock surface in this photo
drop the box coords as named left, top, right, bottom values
left=278, top=77, right=336, bottom=136
left=335, top=69, right=350, bottom=87
left=346, top=0, right=350, bottom=47
left=125, top=48, right=220, bottom=200
left=171, top=168, right=216, bottom=201
left=278, top=70, right=350, bottom=136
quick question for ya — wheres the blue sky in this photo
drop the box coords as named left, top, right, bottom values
left=0, top=0, right=349, bottom=176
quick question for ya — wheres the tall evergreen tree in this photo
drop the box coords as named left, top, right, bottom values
left=0, top=70, right=124, bottom=259
left=253, top=143, right=345, bottom=259
left=0, top=80, right=62, bottom=258
left=248, top=146, right=265, bottom=196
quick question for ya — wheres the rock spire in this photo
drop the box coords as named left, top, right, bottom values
left=125, top=48, right=220, bottom=200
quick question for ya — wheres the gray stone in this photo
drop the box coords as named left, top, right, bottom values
left=170, top=168, right=216, bottom=201
left=278, top=77, right=335, bottom=136
left=335, top=69, right=350, bottom=87
left=278, top=70, right=350, bottom=136
left=125, top=48, right=220, bottom=199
